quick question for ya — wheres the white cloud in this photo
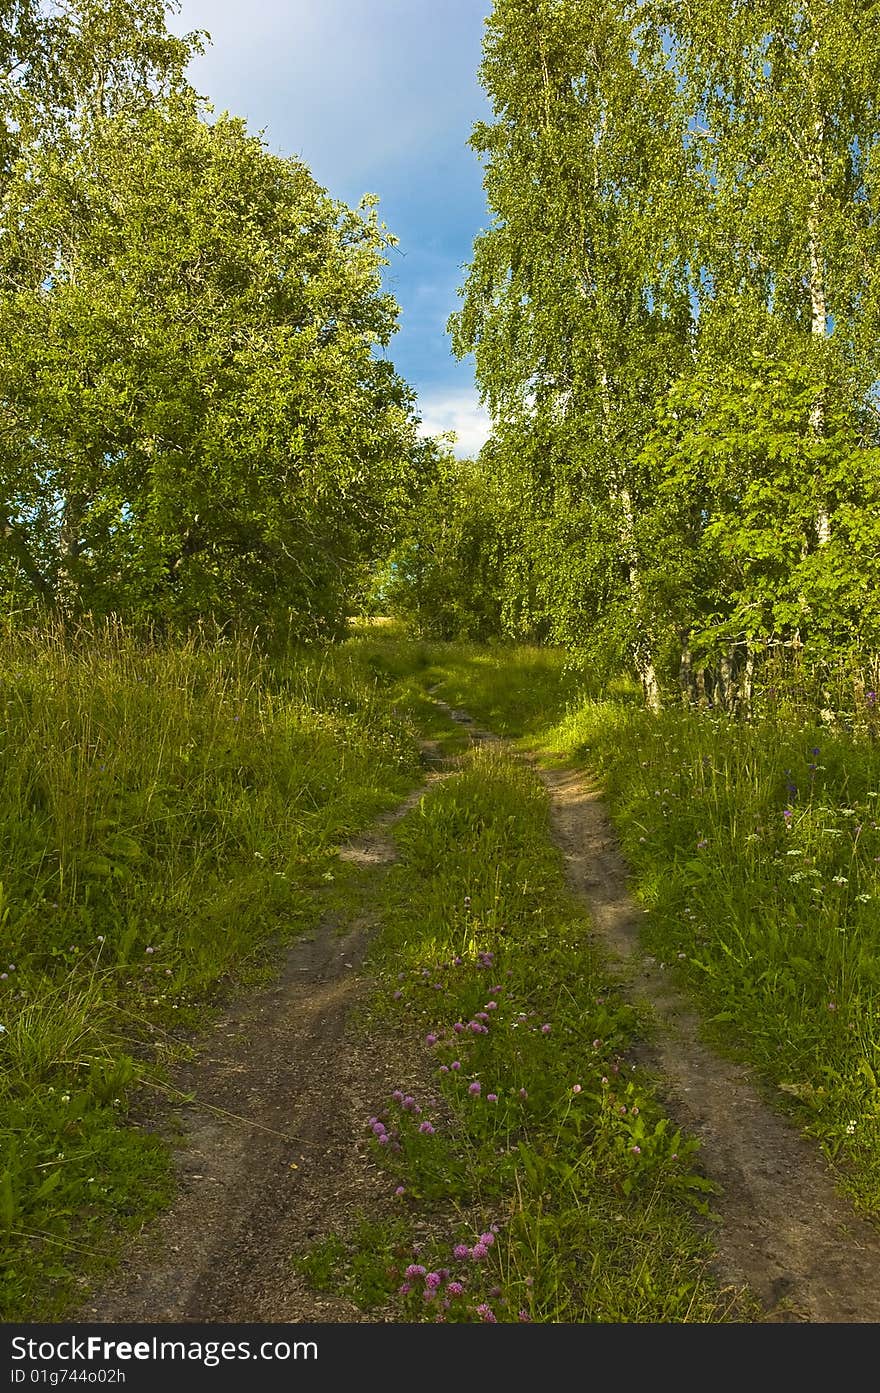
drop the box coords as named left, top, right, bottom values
left=176, top=0, right=489, bottom=191
left=417, top=390, right=492, bottom=458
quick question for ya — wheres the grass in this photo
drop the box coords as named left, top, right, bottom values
left=295, top=742, right=751, bottom=1323
left=0, top=617, right=428, bottom=1319
left=364, top=635, right=880, bottom=1222
left=11, top=617, right=876, bottom=1319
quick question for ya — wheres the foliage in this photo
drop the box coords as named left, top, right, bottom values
left=0, top=7, right=434, bottom=636
left=381, top=453, right=508, bottom=641
left=431, top=0, right=880, bottom=700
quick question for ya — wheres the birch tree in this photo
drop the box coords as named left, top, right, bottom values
left=451, top=0, right=694, bottom=707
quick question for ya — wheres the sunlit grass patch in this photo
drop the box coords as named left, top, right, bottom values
left=298, top=744, right=750, bottom=1322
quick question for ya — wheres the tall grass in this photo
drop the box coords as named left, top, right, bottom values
left=547, top=699, right=880, bottom=1215
left=0, top=617, right=423, bottom=1318
left=411, top=639, right=880, bottom=1220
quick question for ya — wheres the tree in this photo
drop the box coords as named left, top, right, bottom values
left=451, top=0, right=694, bottom=706
left=655, top=0, right=880, bottom=674
left=0, top=95, right=433, bottom=632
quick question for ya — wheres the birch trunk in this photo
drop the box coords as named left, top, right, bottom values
left=807, top=75, right=831, bottom=546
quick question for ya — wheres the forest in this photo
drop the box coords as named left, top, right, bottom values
left=2, top=0, right=880, bottom=1333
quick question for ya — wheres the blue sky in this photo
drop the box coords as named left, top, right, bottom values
left=174, top=0, right=493, bottom=456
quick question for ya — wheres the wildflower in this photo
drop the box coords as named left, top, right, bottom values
left=391, top=1090, right=404, bottom=1103
left=422, top=1289, right=435, bottom=1302
left=447, top=1281, right=464, bottom=1296
left=592, top=1039, right=601, bottom=1050
left=145, top=946, right=155, bottom=954
left=451, top=1060, right=461, bottom=1071
left=377, top=1134, right=389, bottom=1145
left=472, top=1243, right=489, bottom=1260
left=696, top=839, right=708, bottom=849
left=439, top=1065, right=449, bottom=1075
left=453, top=1022, right=465, bottom=1034
left=468, top=1081, right=481, bottom=1096
left=572, top=1084, right=582, bottom=1094
left=541, top=1024, right=551, bottom=1035
left=846, top=1121, right=857, bottom=1135
left=476, top=1303, right=497, bottom=1323
left=425, top=1033, right=438, bottom=1046
left=631, top=1145, right=641, bottom=1155
left=487, top=1093, right=498, bottom=1102
left=402, top=1096, right=417, bottom=1111
left=518, top=1310, right=531, bottom=1322
left=392, top=990, right=403, bottom=1000
left=371, top=1122, right=386, bottom=1136
left=419, top=1122, right=436, bottom=1136
left=519, top=1088, right=528, bottom=1099
left=398, top=1283, right=411, bottom=1296
left=405, top=1264, right=426, bottom=1279
left=394, top=1186, right=406, bottom=1196
left=453, top=1245, right=470, bottom=1261
left=479, top=1232, right=495, bottom=1246
left=425, top=1272, right=442, bottom=1290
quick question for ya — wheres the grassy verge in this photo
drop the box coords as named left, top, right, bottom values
left=295, top=743, right=751, bottom=1322
left=354, top=635, right=880, bottom=1221
left=0, top=620, right=429, bottom=1319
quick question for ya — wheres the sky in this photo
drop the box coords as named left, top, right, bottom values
left=173, top=0, right=494, bottom=457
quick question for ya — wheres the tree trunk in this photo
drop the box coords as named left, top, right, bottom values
left=806, top=73, right=831, bottom=547
left=0, top=507, right=53, bottom=604
left=56, top=491, right=86, bottom=618
left=739, top=646, right=755, bottom=719
left=679, top=642, right=693, bottom=708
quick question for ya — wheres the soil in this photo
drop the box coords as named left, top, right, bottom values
left=537, top=758, right=880, bottom=1323
left=84, top=769, right=445, bottom=1323
left=82, top=712, right=880, bottom=1324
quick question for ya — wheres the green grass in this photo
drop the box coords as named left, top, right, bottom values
left=387, top=638, right=880, bottom=1222
left=0, top=617, right=428, bottom=1319
left=295, top=743, right=751, bottom=1323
